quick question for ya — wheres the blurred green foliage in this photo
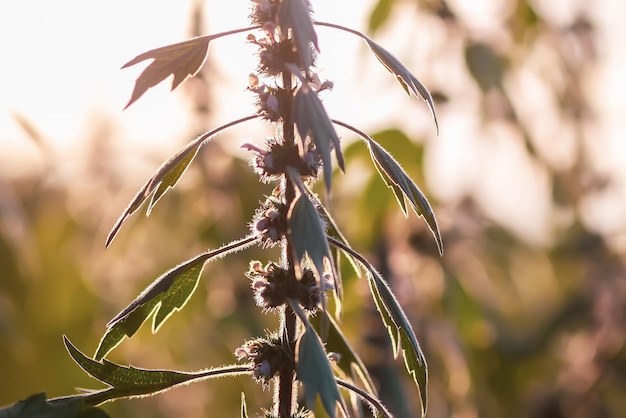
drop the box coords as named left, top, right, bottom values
left=2, top=1, right=626, bottom=418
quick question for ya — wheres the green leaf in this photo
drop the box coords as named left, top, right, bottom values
left=364, top=37, right=438, bottom=134
left=277, top=0, right=318, bottom=69
left=64, top=337, right=252, bottom=406
left=0, top=392, right=108, bottom=418
left=293, top=85, right=344, bottom=193
left=96, top=236, right=259, bottom=360
left=289, top=301, right=346, bottom=418
left=327, top=237, right=429, bottom=417
left=367, top=138, right=442, bottom=255
left=372, top=157, right=408, bottom=215
left=286, top=171, right=336, bottom=327
left=122, top=36, right=211, bottom=109
left=147, top=143, right=199, bottom=216
left=105, top=115, right=259, bottom=248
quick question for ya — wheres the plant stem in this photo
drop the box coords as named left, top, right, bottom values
left=275, top=62, right=298, bottom=418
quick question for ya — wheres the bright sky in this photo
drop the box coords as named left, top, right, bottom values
left=1, top=0, right=625, bottom=246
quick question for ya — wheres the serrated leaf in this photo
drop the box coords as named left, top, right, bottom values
left=364, top=37, right=438, bottom=134
left=147, top=143, right=199, bottom=216
left=122, top=36, right=211, bottom=109
left=96, top=236, right=259, bottom=360
left=277, top=0, right=318, bottom=69
left=0, top=392, right=108, bottom=418
left=327, top=237, right=428, bottom=417
left=293, top=85, right=344, bottom=193
left=290, top=302, right=346, bottom=418
left=106, top=115, right=258, bottom=248
left=372, top=157, right=408, bottom=215
left=64, top=337, right=252, bottom=406
left=367, top=138, right=442, bottom=255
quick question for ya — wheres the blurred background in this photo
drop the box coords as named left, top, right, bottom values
left=1, top=0, right=626, bottom=417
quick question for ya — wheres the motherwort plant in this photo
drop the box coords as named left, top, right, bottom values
left=7, top=1, right=442, bottom=417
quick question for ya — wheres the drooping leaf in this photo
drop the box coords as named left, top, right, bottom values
left=122, top=36, right=211, bottom=109
left=332, top=119, right=442, bottom=256
left=277, top=0, right=318, bottom=69
left=364, top=37, right=438, bottom=133
left=367, top=138, right=442, bottom=255
left=96, top=236, right=259, bottom=360
left=64, top=337, right=252, bottom=406
left=289, top=301, right=347, bottom=418
left=327, top=237, right=428, bottom=417
left=286, top=169, right=334, bottom=319
left=0, top=392, right=108, bottom=418
left=292, top=84, right=344, bottom=193
left=105, top=115, right=259, bottom=248
left=372, top=156, right=408, bottom=215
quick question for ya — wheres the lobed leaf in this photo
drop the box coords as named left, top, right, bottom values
left=367, top=138, right=442, bottom=255
left=64, top=337, right=252, bottom=406
left=292, top=85, right=344, bottom=193
left=122, top=36, right=212, bottom=109
left=289, top=301, right=347, bottom=418
left=277, top=0, right=318, bottom=69
left=96, top=236, right=259, bottom=360
left=327, top=237, right=428, bottom=417
left=364, top=37, right=439, bottom=134
left=0, top=392, right=108, bottom=418
left=105, top=115, right=259, bottom=248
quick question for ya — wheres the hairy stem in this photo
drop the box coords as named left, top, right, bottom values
left=274, top=58, right=298, bottom=418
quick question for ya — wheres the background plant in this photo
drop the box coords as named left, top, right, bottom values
left=2, top=1, right=625, bottom=418
left=1, top=1, right=441, bottom=417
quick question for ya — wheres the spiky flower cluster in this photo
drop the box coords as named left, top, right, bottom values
left=234, top=333, right=290, bottom=385
left=247, top=260, right=330, bottom=312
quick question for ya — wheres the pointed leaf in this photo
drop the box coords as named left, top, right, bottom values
left=367, top=138, right=442, bottom=255
left=290, top=301, right=346, bottom=418
left=286, top=169, right=332, bottom=282
left=277, top=0, right=318, bottom=69
left=122, top=36, right=211, bottom=108
left=327, top=237, right=429, bottom=417
left=0, top=392, right=108, bottom=418
left=293, top=85, right=344, bottom=193
left=147, top=142, right=199, bottom=215
left=106, top=115, right=259, bottom=247
left=96, top=236, right=259, bottom=360
left=364, top=37, right=438, bottom=134
left=372, top=157, right=408, bottom=215
left=64, top=337, right=252, bottom=406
